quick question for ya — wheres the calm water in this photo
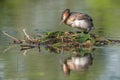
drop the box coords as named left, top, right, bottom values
left=0, top=0, right=120, bottom=80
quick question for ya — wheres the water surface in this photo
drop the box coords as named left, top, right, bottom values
left=0, top=0, right=120, bottom=80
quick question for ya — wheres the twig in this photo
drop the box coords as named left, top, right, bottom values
left=2, top=31, right=19, bottom=41
left=2, top=31, right=23, bottom=44
left=23, top=29, right=33, bottom=41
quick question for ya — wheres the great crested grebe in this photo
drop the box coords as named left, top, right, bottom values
left=60, top=9, right=94, bottom=33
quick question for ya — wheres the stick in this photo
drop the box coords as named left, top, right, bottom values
left=2, top=31, right=20, bottom=41
left=22, top=29, right=33, bottom=41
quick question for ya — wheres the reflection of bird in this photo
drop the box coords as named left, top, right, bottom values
left=60, top=9, right=94, bottom=33
left=62, top=54, right=93, bottom=75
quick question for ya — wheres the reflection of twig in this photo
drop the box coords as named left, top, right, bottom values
left=38, top=44, right=41, bottom=52
left=20, top=44, right=36, bottom=51
left=2, top=45, right=17, bottom=54
left=23, top=29, right=33, bottom=41
left=23, top=50, right=29, bottom=56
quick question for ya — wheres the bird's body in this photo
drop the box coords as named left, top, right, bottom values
left=60, top=9, right=94, bottom=33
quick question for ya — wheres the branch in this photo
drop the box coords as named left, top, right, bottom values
left=2, top=31, right=23, bottom=44
left=22, top=29, right=33, bottom=41
left=2, top=31, right=19, bottom=41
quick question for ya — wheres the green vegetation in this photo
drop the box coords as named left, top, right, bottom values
left=3, top=30, right=118, bottom=54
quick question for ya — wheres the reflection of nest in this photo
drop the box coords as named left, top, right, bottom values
left=62, top=53, right=93, bottom=75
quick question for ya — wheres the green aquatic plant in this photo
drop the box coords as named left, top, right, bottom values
left=3, top=29, right=120, bottom=54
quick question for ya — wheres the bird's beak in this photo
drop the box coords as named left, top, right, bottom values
left=59, top=20, right=64, bottom=26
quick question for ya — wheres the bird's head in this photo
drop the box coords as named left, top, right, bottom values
left=59, top=9, right=70, bottom=25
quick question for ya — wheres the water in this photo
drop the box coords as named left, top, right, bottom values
left=0, top=0, right=120, bottom=80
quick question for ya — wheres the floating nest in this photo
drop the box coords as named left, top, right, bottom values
left=2, top=29, right=120, bottom=54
